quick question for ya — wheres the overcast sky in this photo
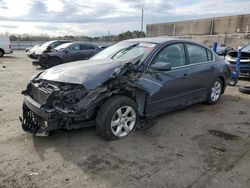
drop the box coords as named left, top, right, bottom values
left=0, top=0, right=250, bottom=36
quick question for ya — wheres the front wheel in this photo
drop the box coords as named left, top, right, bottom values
left=206, top=78, right=223, bottom=104
left=96, top=96, right=138, bottom=141
left=0, top=49, right=4, bottom=57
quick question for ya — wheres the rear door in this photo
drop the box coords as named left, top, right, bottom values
left=80, top=44, right=98, bottom=60
left=184, top=43, right=217, bottom=100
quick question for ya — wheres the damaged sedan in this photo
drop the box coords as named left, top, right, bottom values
left=20, top=37, right=231, bottom=140
left=226, top=44, right=250, bottom=76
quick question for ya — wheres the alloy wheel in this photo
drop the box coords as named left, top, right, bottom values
left=211, top=81, right=222, bottom=102
left=111, top=106, right=136, bottom=137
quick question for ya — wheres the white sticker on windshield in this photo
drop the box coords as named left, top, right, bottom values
left=139, top=43, right=156, bottom=48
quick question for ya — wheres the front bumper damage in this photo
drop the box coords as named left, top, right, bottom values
left=20, top=80, right=101, bottom=135
left=32, top=55, right=49, bottom=67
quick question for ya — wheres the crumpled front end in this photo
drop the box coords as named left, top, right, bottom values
left=21, top=79, right=100, bottom=135
left=20, top=56, right=155, bottom=135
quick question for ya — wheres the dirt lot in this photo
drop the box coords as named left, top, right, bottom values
left=0, top=51, right=250, bottom=188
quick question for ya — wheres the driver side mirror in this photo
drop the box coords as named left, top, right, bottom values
left=150, top=62, right=172, bottom=71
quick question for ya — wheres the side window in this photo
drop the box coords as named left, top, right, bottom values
left=50, top=42, right=61, bottom=49
left=186, top=43, right=208, bottom=64
left=70, top=44, right=80, bottom=51
left=207, top=49, right=213, bottom=61
left=153, top=43, right=186, bottom=68
left=81, top=44, right=95, bottom=50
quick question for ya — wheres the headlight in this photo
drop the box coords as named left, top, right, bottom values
left=29, top=72, right=43, bottom=82
left=225, top=55, right=234, bottom=62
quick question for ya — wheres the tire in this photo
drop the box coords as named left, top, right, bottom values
left=229, top=78, right=238, bottom=86
left=206, top=78, right=223, bottom=104
left=48, top=57, right=62, bottom=68
left=239, top=86, right=250, bottom=94
left=0, top=49, right=4, bottom=57
left=96, top=95, right=138, bottom=141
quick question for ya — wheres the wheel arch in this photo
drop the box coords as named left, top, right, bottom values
left=218, top=76, right=226, bottom=94
left=91, top=88, right=147, bottom=119
left=0, top=48, right=5, bottom=55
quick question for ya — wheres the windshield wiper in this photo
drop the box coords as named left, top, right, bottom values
left=111, top=43, right=139, bottom=59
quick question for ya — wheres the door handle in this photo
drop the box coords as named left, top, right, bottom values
left=210, top=66, right=215, bottom=71
left=181, top=73, right=188, bottom=79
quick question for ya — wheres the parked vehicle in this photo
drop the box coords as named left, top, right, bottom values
left=20, top=37, right=231, bottom=140
left=0, top=36, right=12, bottom=57
left=27, top=40, right=70, bottom=59
left=226, top=44, right=250, bottom=77
left=33, top=42, right=101, bottom=68
left=216, top=47, right=234, bottom=57
left=26, top=44, right=41, bottom=53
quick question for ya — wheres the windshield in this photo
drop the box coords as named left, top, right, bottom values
left=55, top=43, right=72, bottom=51
left=91, top=41, right=156, bottom=62
left=39, top=41, right=54, bottom=49
left=242, top=44, right=250, bottom=52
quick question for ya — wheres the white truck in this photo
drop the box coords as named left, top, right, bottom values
left=0, top=36, right=12, bottom=57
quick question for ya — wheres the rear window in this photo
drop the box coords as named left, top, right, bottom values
left=81, top=44, right=96, bottom=50
left=207, top=49, right=213, bottom=61
left=186, top=43, right=209, bottom=64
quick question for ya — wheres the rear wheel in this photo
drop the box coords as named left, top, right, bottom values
left=0, top=49, right=4, bottom=57
left=206, top=78, right=223, bottom=104
left=96, top=96, right=138, bottom=141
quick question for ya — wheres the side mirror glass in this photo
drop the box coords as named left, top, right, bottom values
left=150, top=62, right=172, bottom=71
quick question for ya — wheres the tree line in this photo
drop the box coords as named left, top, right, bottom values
left=8, top=31, right=146, bottom=42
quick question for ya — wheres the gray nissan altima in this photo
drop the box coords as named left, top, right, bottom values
left=20, top=37, right=231, bottom=140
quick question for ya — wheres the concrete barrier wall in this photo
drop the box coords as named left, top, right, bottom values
left=168, top=34, right=250, bottom=49
left=147, top=14, right=250, bottom=37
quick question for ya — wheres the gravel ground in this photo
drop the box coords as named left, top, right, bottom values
left=0, top=51, right=250, bottom=188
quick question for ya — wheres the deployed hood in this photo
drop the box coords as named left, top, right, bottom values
left=38, top=59, right=128, bottom=90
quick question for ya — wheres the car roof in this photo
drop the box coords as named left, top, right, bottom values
left=124, top=37, right=184, bottom=44
left=67, top=42, right=97, bottom=45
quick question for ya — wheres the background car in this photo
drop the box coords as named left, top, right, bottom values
left=226, top=44, right=250, bottom=76
left=33, top=42, right=101, bottom=68
left=21, top=37, right=231, bottom=140
left=0, top=36, right=12, bottom=57
left=216, top=46, right=234, bottom=57
left=26, top=40, right=70, bottom=59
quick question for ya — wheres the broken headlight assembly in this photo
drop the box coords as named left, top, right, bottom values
left=52, top=83, right=88, bottom=115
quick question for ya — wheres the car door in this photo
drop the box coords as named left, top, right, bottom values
left=184, top=43, right=217, bottom=101
left=64, top=44, right=82, bottom=62
left=80, top=44, right=98, bottom=60
left=141, top=42, right=195, bottom=116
